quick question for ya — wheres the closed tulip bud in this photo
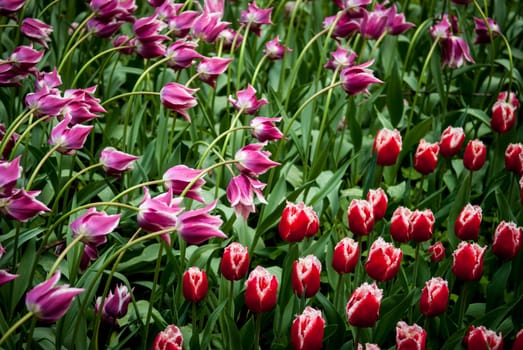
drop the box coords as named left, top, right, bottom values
left=452, top=242, right=486, bottom=281
left=419, top=277, right=449, bottom=317
left=160, top=82, right=198, bottom=123
left=365, top=237, right=403, bottom=282
left=373, top=128, right=402, bottom=166
left=396, top=321, right=427, bottom=350
left=152, top=324, right=183, bottom=350
left=491, top=100, right=516, bottom=133
left=290, top=307, right=325, bottom=350
left=414, top=139, right=440, bottom=175
left=21, top=18, right=53, bottom=49
left=390, top=207, right=412, bottom=243
left=366, top=188, right=388, bottom=221
left=292, top=255, right=322, bottom=298
left=250, top=117, right=284, bottom=142
left=70, top=208, right=121, bottom=247
left=332, top=237, right=359, bottom=274
left=463, top=325, right=503, bottom=350
left=346, top=282, right=383, bottom=328
left=279, top=201, right=319, bottom=242
left=463, top=139, right=487, bottom=171
left=340, top=60, right=383, bottom=95
left=513, top=329, right=523, bottom=350
left=410, top=209, right=435, bottom=242
left=0, top=270, right=19, bottom=287
left=439, top=126, right=465, bottom=158
left=182, top=267, right=208, bottom=302
left=348, top=199, right=375, bottom=236
left=455, top=204, right=482, bottom=241
left=95, top=284, right=132, bottom=325
left=428, top=242, right=445, bottom=262
left=505, top=143, right=523, bottom=175
left=234, top=142, right=280, bottom=176
left=220, top=242, right=250, bottom=281
left=244, top=266, right=279, bottom=313
left=492, top=221, right=522, bottom=260
left=0, top=156, right=22, bottom=196
left=100, top=147, right=139, bottom=177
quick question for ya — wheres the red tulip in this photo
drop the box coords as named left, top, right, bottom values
left=347, top=199, right=375, bottom=236
left=452, top=242, right=486, bottom=281
left=373, top=128, right=402, bottom=166
left=346, top=282, right=383, bottom=328
left=491, top=100, right=516, bottom=133
left=396, top=321, right=427, bottom=350
left=492, top=221, right=522, bottom=260
left=244, top=266, right=279, bottom=313
left=419, top=277, right=449, bottom=317
left=290, top=307, right=325, bottom=350
left=455, top=204, right=482, bottom=241
left=463, top=325, right=503, bottom=350
left=365, top=237, right=403, bottom=282
left=390, top=207, right=412, bottom=243
left=152, top=324, right=183, bottom=350
left=182, top=267, right=208, bottom=302
left=513, top=329, right=523, bottom=350
left=220, top=242, right=250, bottom=281
left=292, top=255, right=322, bottom=298
left=410, top=209, right=435, bottom=242
left=463, top=139, right=487, bottom=171
left=332, top=237, right=359, bottom=274
left=520, top=176, right=523, bottom=205
left=366, top=188, right=388, bottom=221
left=505, top=143, right=523, bottom=175
left=439, top=126, right=465, bottom=158
left=428, top=242, right=445, bottom=262
left=279, top=202, right=319, bottom=242
left=414, top=139, right=440, bottom=175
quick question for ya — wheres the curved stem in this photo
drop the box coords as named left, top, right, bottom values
left=109, top=179, right=165, bottom=203
left=197, top=126, right=251, bottom=168
left=180, top=159, right=239, bottom=198
left=57, top=31, right=91, bottom=74
left=47, top=234, right=85, bottom=278
left=185, top=72, right=202, bottom=87
left=250, top=54, right=268, bottom=86
left=25, top=144, right=61, bottom=191
left=143, top=242, right=164, bottom=346
left=236, top=22, right=251, bottom=88
left=0, top=311, right=34, bottom=346
left=38, top=0, right=61, bottom=17
left=0, top=108, right=36, bottom=157
left=8, top=115, right=48, bottom=159
left=102, top=91, right=160, bottom=106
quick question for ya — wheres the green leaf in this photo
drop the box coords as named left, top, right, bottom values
left=385, top=61, right=404, bottom=127
left=374, top=289, right=416, bottom=344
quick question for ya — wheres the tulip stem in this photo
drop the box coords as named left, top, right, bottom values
left=335, top=273, right=345, bottom=314
left=458, top=282, right=468, bottom=326
left=8, top=116, right=48, bottom=159
left=57, top=31, right=92, bottom=74
left=250, top=54, right=268, bottom=86
left=236, top=22, right=251, bottom=88
left=101, top=91, right=160, bottom=107
left=353, top=326, right=361, bottom=349
left=0, top=108, right=36, bottom=157
left=197, top=125, right=250, bottom=169
left=109, top=179, right=165, bottom=203
left=254, top=313, right=262, bottom=350
left=48, top=234, right=85, bottom=278
left=180, top=159, right=239, bottom=198
left=143, top=242, right=164, bottom=348
left=25, top=143, right=61, bottom=191
left=0, top=311, right=33, bottom=346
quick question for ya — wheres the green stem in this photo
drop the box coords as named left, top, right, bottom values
left=102, top=91, right=160, bottom=107
left=180, top=159, right=239, bottom=198
left=25, top=144, right=61, bottom=191
left=353, top=326, right=361, bottom=349
left=0, top=108, right=36, bottom=157
left=109, top=179, right=164, bottom=204
left=47, top=234, right=85, bottom=278
left=458, top=282, right=468, bottom=326
left=250, top=54, right=268, bottom=86
left=197, top=125, right=251, bottom=168
left=236, top=22, right=251, bottom=88
left=8, top=115, right=47, bottom=159
left=57, top=31, right=91, bottom=74
left=335, top=273, right=345, bottom=314
left=254, top=313, right=261, bottom=350
left=0, top=311, right=34, bottom=346
left=61, top=12, right=96, bottom=64
left=143, top=243, right=164, bottom=347
left=185, top=72, right=202, bottom=87
left=38, top=0, right=61, bottom=17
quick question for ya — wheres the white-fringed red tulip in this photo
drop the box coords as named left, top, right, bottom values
left=414, top=139, right=440, bottom=175
left=346, top=282, right=383, bottom=328
left=365, top=237, right=402, bottom=282
left=439, top=126, right=465, bottom=158
left=419, top=277, right=449, bottom=317
left=455, top=204, right=482, bottom=241
left=410, top=209, right=435, bottom=242
left=70, top=208, right=121, bottom=247
left=428, top=242, right=445, bottom=262
left=452, top=242, right=486, bottom=281
left=332, top=237, right=359, bottom=274
left=491, top=100, right=517, bottom=133
left=396, top=321, right=427, bottom=350
left=492, top=221, right=522, bottom=260
left=513, top=329, right=523, bottom=350
left=463, top=139, right=487, bottom=171
left=279, top=201, right=319, bottom=242
left=244, top=266, right=278, bottom=313
left=463, top=325, right=503, bottom=350
left=291, top=255, right=322, bottom=298
left=152, top=324, right=183, bottom=350
left=163, top=165, right=206, bottom=203
left=505, top=143, right=523, bottom=175
left=390, top=206, right=412, bottom=243
left=347, top=199, right=374, bottom=236
left=373, top=128, right=402, bottom=166
left=220, top=242, right=250, bottom=281
left=183, top=267, right=208, bottom=302
left=366, top=188, right=388, bottom=221
left=290, top=307, right=325, bottom=350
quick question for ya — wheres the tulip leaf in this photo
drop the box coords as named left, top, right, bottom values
left=308, top=163, right=350, bottom=207
left=385, top=62, right=404, bottom=127
left=240, top=317, right=255, bottom=350
left=374, top=289, right=416, bottom=344
left=487, top=261, right=512, bottom=310
left=200, top=300, right=227, bottom=350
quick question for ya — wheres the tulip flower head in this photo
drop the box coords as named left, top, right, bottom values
left=491, top=99, right=517, bottom=133
left=452, top=241, right=486, bottom=281
left=428, top=242, right=445, bottom=262
left=505, top=143, right=523, bottom=175
left=455, top=204, right=482, bottom=241
left=291, top=255, right=322, bottom=298
left=163, top=164, right=206, bottom=202
left=419, top=277, right=449, bottom=317
left=239, top=1, right=273, bottom=36
left=279, top=201, right=319, bottom=242
left=192, top=11, right=230, bottom=43
left=183, top=267, right=208, bottom=302
left=290, top=307, right=325, bottom=350
left=160, top=82, right=199, bottom=122
left=414, top=139, right=440, bottom=175
left=70, top=208, right=121, bottom=247
left=197, top=56, right=233, bottom=87
left=165, top=39, right=203, bottom=71
left=365, top=237, right=403, bottom=282
left=492, top=221, right=522, bottom=260
left=513, top=329, right=523, bottom=350
left=95, top=284, right=132, bottom=325
left=244, top=266, right=279, bottom=313
left=220, top=242, right=250, bottom=281
left=49, top=115, right=93, bottom=155
left=324, top=46, right=357, bottom=71
left=99, top=147, right=139, bottom=177
left=439, top=126, right=465, bottom=158
left=340, top=60, right=383, bottom=95
left=176, top=200, right=227, bottom=245
left=228, top=84, right=268, bottom=114
left=0, top=156, right=22, bottom=196
left=373, top=128, right=402, bottom=166
left=473, top=17, right=500, bottom=45
left=396, top=321, right=427, bottom=350
left=226, top=174, right=267, bottom=220
left=463, top=139, right=487, bottom=171
left=332, top=237, right=359, bottom=274
left=234, top=142, right=280, bottom=176
left=152, top=324, right=183, bottom=350
left=463, top=325, right=503, bottom=350
left=366, top=188, right=388, bottom=221
left=21, top=18, right=53, bottom=49
left=0, top=188, right=50, bottom=222
left=390, top=206, right=412, bottom=243
left=346, top=282, right=383, bottom=328
left=347, top=199, right=375, bottom=236
left=409, top=209, right=435, bottom=242
left=250, top=116, right=284, bottom=142
left=264, top=36, right=292, bottom=61
left=0, top=270, right=19, bottom=287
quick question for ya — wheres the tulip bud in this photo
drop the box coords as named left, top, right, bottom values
left=234, top=142, right=280, bottom=176
left=455, top=204, right=482, bottom=241
left=428, top=242, right=445, bottom=262
left=365, top=237, right=402, bottom=282
left=366, top=188, right=388, bottom=221
left=390, top=207, right=412, bottom=243
left=452, top=242, right=486, bottom=281
left=419, top=277, right=449, bottom=317
left=463, top=139, right=487, bottom=171
left=332, top=237, right=359, bottom=274
left=396, top=321, right=427, bottom=350
left=0, top=270, right=19, bottom=287
left=439, top=126, right=465, bottom=158
left=100, top=147, right=139, bottom=177
left=152, top=324, right=183, bottom=350
left=279, top=202, right=319, bottom=242
left=410, top=209, right=435, bottom=242
left=491, top=100, right=516, bottom=133
left=513, top=329, right=523, bottom=350
left=95, top=284, right=132, bottom=325
left=182, top=267, right=208, bottom=302
left=292, top=255, right=322, bottom=298
left=245, top=266, right=279, bottom=313
left=505, top=143, right=523, bottom=176
left=347, top=199, right=375, bottom=236
left=346, top=282, right=383, bottom=328
left=414, top=139, right=440, bottom=175
left=220, top=242, right=250, bottom=281
left=290, top=307, right=325, bottom=350
left=463, top=325, right=503, bottom=350
left=492, top=221, right=522, bottom=260
left=373, top=128, right=402, bottom=166
left=357, top=344, right=380, bottom=350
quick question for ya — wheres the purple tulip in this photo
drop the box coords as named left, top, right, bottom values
left=218, top=28, right=243, bottom=50
left=166, top=40, right=203, bottom=71
left=21, top=18, right=53, bottom=49
left=100, top=147, right=139, bottom=177
left=133, top=15, right=169, bottom=58
left=430, top=14, right=452, bottom=40
left=325, top=46, right=357, bottom=71
left=263, top=36, right=292, bottom=61
left=239, top=1, right=273, bottom=36
left=25, top=86, right=72, bottom=118
left=162, top=165, right=206, bottom=203
left=95, top=284, right=132, bottom=325
left=0, top=270, right=19, bottom=287
left=160, top=82, right=198, bottom=123
left=228, top=84, right=268, bottom=115
left=48, top=115, right=93, bottom=155
left=0, top=0, right=25, bottom=15
left=323, top=12, right=360, bottom=39
left=197, top=57, right=233, bottom=87
left=440, top=36, right=475, bottom=69
left=168, top=10, right=199, bottom=38
left=90, top=0, right=136, bottom=22
left=70, top=208, right=121, bottom=247
left=0, top=189, right=50, bottom=222
left=359, top=8, right=388, bottom=40
left=226, top=174, right=267, bottom=220
left=0, top=156, right=22, bottom=196
left=35, top=68, right=62, bottom=91
left=154, top=1, right=181, bottom=22
left=0, top=124, right=20, bottom=159
left=62, top=86, right=107, bottom=125
left=25, top=271, right=84, bottom=323
left=234, top=142, right=280, bottom=176
left=87, top=18, right=124, bottom=38
left=385, top=4, right=415, bottom=35
left=176, top=200, right=227, bottom=244
left=192, top=11, right=230, bottom=43
left=250, top=117, right=283, bottom=142
left=473, top=17, right=500, bottom=44
left=340, top=60, right=383, bottom=95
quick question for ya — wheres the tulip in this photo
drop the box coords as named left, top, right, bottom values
left=346, top=282, right=383, bottom=328
left=332, top=237, right=359, bottom=274
left=10, top=45, right=45, bottom=71
left=133, top=14, right=169, bottom=59
left=239, top=1, right=273, bottom=36
left=244, top=266, right=278, bottom=313
left=498, top=91, right=519, bottom=108
left=290, top=307, right=325, bottom=350
left=197, top=57, right=233, bottom=88
left=325, top=46, right=357, bottom=71
left=428, top=242, right=445, bottom=262
left=390, top=207, right=412, bottom=243
left=455, top=204, right=482, bottom=241
left=521, top=176, right=523, bottom=206
left=322, top=12, right=360, bottom=39
left=359, top=7, right=388, bottom=40
left=419, top=277, right=449, bottom=317
left=492, top=221, right=522, bottom=260
left=79, top=244, right=98, bottom=272
left=473, top=17, right=500, bottom=44
left=366, top=188, right=388, bottom=221
left=62, top=85, right=107, bottom=125
left=410, top=209, right=435, bottom=242
left=25, top=86, right=72, bottom=118
left=250, top=116, right=284, bottom=142
left=440, top=36, right=475, bottom=69
left=112, top=35, right=135, bottom=55
left=218, top=28, right=243, bottom=50
left=220, top=242, right=250, bottom=281
left=439, top=126, right=465, bottom=158
left=0, top=156, right=22, bottom=196
left=176, top=200, right=226, bottom=245
left=0, top=270, right=19, bottom=287
left=452, top=242, right=486, bottom=281
left=25, top=271, right=84, bottom=323
left=463, top=139, right=487, bottom=171
left=365, top=237, right=403, bottom=282
left=0, top=188, right=50, bottom=222
left=235, top=142, right=280, bottom=176
left=279, top=201, right=319, bottom=242
left=373, top=128, right=402, bottom=166
left=168, top=10, right=199, bottom=38
left=152, top=324, right=183, bottom=350
left=95, top=284, right=132, bottom=325
left=491, top=100, right=517, bottom=133
left=505, top=143, right=523, bottom=175
left=49, top=115, right=93, bottom=155
left=0, top=124, right=20, bottom=159
left=513, top=329, right=523, bottom=350
left=226, top=174, right=267, bottom=220
left=347, top=199, right=374, bottom=236
left=414, top=139, right=440, bottom=175
left=70, top=208, right=121, bottom=247
left=0, top=0, right=25, bottom=14
left=192, top=11, right=230, bottom=43
left=163, top=165, right=206, bottom=203
left=87, top=18, right=124, bottom=38
left=183, top=267, right=208, bottom=302
left=292, top=255, right=322, bottom=298
left=160, top=82, right=198, bottom=123
left=21, top=18, right=53, bottom=49
left=386, top=4, right=415, bottom=35
left=340, top=60, right=383, bottom=95
left=165, top=39, right=203, bottom=71
left=357, top=344, right=380, bottom=350
left=396, top=321, right=427, bottom=350
left=99, top=147, right=140, bottom=177
left=228, top=84, right=268, bottom=114
left=463, top=325, right=503, bottom=350
left=264, top=36, right=292, bottom=61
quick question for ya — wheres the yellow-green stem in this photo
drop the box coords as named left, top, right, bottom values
left=48, top=234, right=85, bottom=278
left=57, top=31, right=91, bottom=74
left=26, top=144, right=61, bottom=191
left=0, top=311, right=34, bottom=346
left=8, top=115, right=48, bottom=159
left=197, top=126, right=251, bottom=168
left=0, top=108, right=36, bottom=157
left=250, top=54, right=268, bottom=86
